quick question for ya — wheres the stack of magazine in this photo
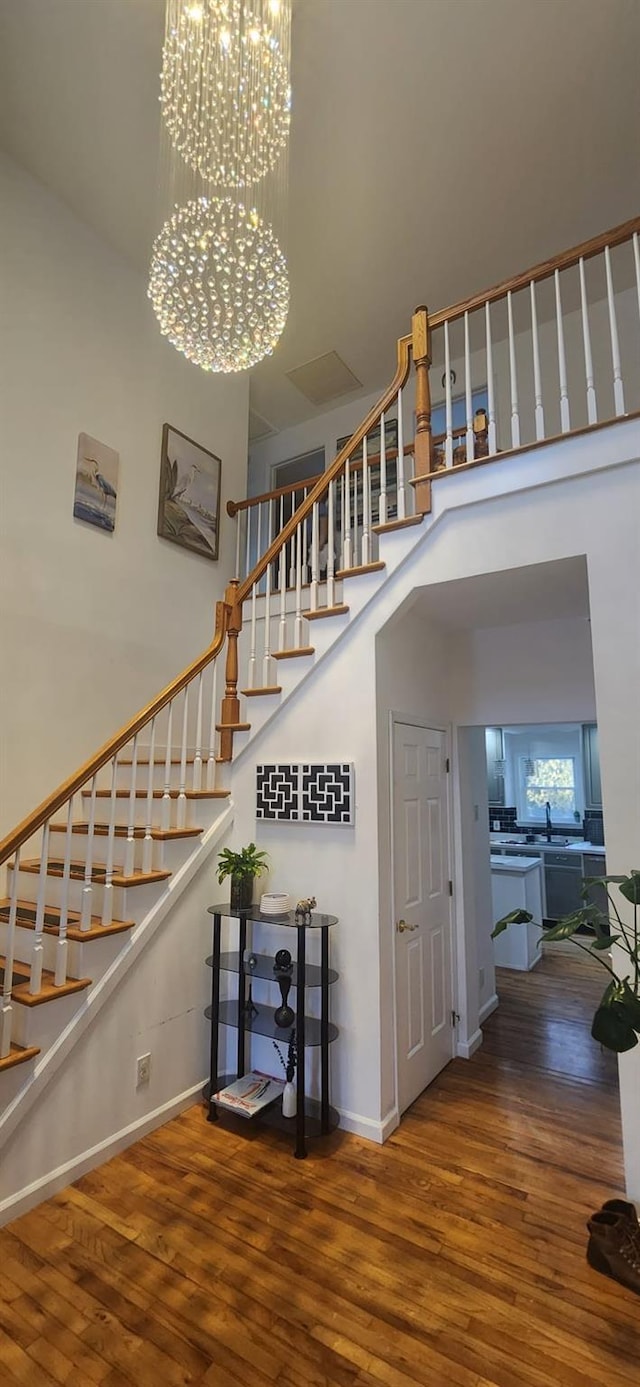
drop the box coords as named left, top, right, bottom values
left=212, top=1072, right=284, bottom=1119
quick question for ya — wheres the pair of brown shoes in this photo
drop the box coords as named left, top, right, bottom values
left=587, top=1199, right=640, bottom=1295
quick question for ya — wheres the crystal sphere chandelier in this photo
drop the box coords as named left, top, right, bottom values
left=149, top=195, right=289, bottom=373
left=161, top=0, right=291, bottom=188
left=149, top=0, right=292, bottom=374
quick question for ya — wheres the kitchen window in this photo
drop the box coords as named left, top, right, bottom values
left=518, top=756, right=577, bottom=823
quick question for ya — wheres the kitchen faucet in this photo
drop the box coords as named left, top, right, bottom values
left=545, top=801, right=552, bottom=843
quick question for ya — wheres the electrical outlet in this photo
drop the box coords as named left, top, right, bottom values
left=136, top=1053, right=151, bottom=1087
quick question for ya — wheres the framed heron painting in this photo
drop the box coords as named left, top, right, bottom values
left=157, top=423, right=222, bottom=561
left=73, top=433, right=119, bottom=533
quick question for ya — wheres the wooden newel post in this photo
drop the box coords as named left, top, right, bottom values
left=219, top=579, right=242, bottom=763
left=412, top=304, right=433, bottom=514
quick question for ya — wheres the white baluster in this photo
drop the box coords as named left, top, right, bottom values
left=633, top=233, right=640, bottom=342
left=579, top=256, right=597, bottom=425
left=55, top=797, right=74, bottom=982
left=554, top=269, right=571, bottom=434
left=396, top=387, right=406, bottom=517
left=530, top=280, right=545, bottom=440
left=31, top=822, right=50, bottom=992
left=378, top=413, right=387, bottom=525
left=177, top=686, right=189, bottom=829
left=278, top=495, right=288, bottom=652
left=101, top=759, right=118, bottom=929
left=342, top=459, right=352, bottom=570
left=507, top=290, right=520, bottom=448
left=248, top=566, right=258, bottom=690
left=162, top=702, right=173, bottom=829
left=81, top=776, right=97, bottom=930
left=605, top=245, right=625, bottom=417
left=485, top=302, right=497, bottom=455
left=294, top=520, right=303, bottom=648
left=444, top=322, right=454, bottom=467
left=361, top=435, right=370, bottom=565
left=327, top=479, right=336, bottom=608
left=124, top=737, right=138, bottom=877
left=1, top=846, right=20, bottom=1054
left=234, top=506, right=242, bottom=581
left=464, top=311, right=474, bottom=462
left=142, top=718, right=157, bottom=874
left=310, top=499, right=319, bottom=613
left=353, top=469, right=359, bottom=567
left=245, top=501, right=252, bottom=593
left=206, top=663, right=219, bottom=789
left=262, top=499, right=274, bottom=685
left=289, top=490, right=299, bottom=588
left=301, top=488, right=310, bottom=585
left=192, top=673, right=204, bottom=792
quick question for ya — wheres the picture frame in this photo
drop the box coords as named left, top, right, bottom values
left=73, top=433, right=119, bottom=534
left=157, top=423, right=222, bottom=561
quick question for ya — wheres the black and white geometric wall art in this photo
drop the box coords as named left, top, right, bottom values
left=256, top=763, right=355, bottom=826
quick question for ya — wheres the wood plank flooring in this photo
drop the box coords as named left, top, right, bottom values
left=0, top=946, right=637, bottom=1387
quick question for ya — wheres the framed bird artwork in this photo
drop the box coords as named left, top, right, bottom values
left=157, top=423, right=222, bottom=561
left=73, top=433, right=119, bottom=533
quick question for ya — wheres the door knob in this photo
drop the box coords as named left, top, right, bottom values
left=397, top=919, right=418, bottom=933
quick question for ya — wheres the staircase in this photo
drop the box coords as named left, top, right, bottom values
left=1, top=214, right=639, bottom=1175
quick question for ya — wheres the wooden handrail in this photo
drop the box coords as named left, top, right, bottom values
left=429, top=215, right=640, bottom=330
left=0, top=602, right=229, bottom=867
left=236, top=335, right=412, bottom=605
left=227, top=444, right=417, bottom=517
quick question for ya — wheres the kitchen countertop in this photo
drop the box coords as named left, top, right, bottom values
left=489, top=837, right=605, bottom=856
left=490, top=854, right=543, bottom=873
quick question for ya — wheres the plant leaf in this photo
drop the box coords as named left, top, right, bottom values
left=590, top=934, right=621, bottom=951
left=491, top=908, right=532, bottom=939
left=542, top=910, right=591, bottom=941
left=591, top=1003, right=639, bottom=1053
left=621, top=983, right=640, bottom=1031
left=619, top=871, right=640, bottom=906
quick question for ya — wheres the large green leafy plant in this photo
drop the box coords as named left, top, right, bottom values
left=492, top=870, right=640, bottom=1053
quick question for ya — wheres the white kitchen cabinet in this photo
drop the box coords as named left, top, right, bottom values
left=491, top=855, right=543, bottom=971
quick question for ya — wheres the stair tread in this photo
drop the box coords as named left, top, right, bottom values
left=303, top=604, right=349, bottom=620
left=241, top=686, right=282, bottom=697
left=50, top=822, right=203, bottom=841
left=335, top=561, right=386, bottom=579
left=0, top=1042, right=40, bottom=1074
left=15, top=859, right=171, bottom=888
left=372, top=514, right=423, bottom=534
left=0, top=955, right=91, bottom=1007
left=272, top=647, right=315, bottom=660
left=0, top=899, right=134, bottom=942
left=83, top=788, right=229, bottom=800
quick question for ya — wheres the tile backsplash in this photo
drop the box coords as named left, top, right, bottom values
left=488, top=805, right=604, bottom=841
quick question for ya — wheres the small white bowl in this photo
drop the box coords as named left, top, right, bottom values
left=260, top=892, right=291, bottom=915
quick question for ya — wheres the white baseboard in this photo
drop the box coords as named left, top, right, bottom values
left=479, top=993, right=499, bottom=1024
left=457, top=1028, right=483, bottom=1060
left=337, top=1105, right=398, bottom=1144
left=0, top=1081, right=205, bottom=1228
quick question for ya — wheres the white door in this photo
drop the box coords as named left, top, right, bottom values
left=393, top=721, right=454, bottom=1115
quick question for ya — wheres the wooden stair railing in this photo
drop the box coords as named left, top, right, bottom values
left=0, top=599, right=231, bottom=1069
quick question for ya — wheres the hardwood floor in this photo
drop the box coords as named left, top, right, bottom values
left=0, top=947, right=636, bottom=1387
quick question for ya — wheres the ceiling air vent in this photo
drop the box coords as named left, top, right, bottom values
left=286, top=351, right=362, bottom=406
left=248, top=408, right=277, bottom=443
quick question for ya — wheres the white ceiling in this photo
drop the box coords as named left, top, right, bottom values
left=405, top=557, right=590, bottom=630
left=1, top=0, right=638, bottom=435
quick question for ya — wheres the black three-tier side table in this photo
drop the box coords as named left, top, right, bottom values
left=205, top=904, right=339, bottom=1159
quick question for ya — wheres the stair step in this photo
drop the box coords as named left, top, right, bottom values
left=214, top=722, right=251, bottom=733
left=0, top=1042, right=40, bottom=1075
left=0, top=899, right=134, bottom=942
left=303, top=605, right=349, bottom=621
left=83, top=788, right=229, bottom=801
left=0, top=956, right=91, bottom=1008
left=372, top=515, right=423, bottom=535
left=272, top=647, right=315, bottom=661
left=240, top=686, right=282, bottom=697
left=50, top=822, right=203, bottom=842
left=15, top=859, right=171, bottom=888
left=335, top=561, right=386, bottom=579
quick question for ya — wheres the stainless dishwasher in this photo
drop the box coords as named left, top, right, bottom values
left=544, top=851, right=583, bottom=919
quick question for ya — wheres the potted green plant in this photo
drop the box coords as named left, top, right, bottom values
left=492, top=869, right=640, bottom=1053
left=216, top=842, right=269, bottom=912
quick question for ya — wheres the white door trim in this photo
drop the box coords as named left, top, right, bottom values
left=388, top=712, right=458, bottom=1117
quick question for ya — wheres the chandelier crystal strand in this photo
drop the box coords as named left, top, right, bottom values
left=161, top=0, right=291, bottom=187
left=151, top=0, right=291, bottom=374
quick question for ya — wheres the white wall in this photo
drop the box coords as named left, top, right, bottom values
left=0, top=153, right=249, bottom=837
left=450, top=618, right=596, bottom=728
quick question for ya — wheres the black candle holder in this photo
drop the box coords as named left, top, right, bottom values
left=274, top=972, right=295, bottom=1028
